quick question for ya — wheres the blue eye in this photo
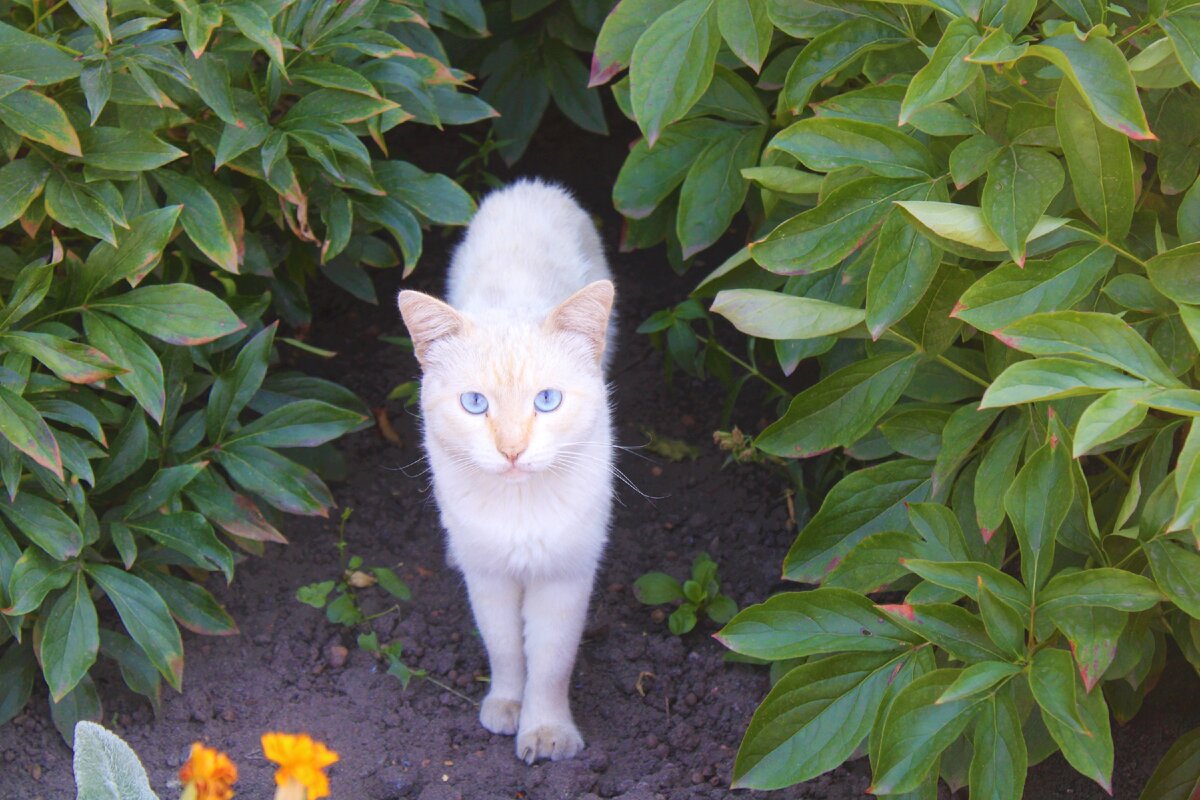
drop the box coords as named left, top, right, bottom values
left=534, top=389, right=562, bottom=412
left=460, top=392, right=488, bottom=414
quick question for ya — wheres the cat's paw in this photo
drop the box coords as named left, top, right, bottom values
left=480, top=695, right=521, bottom=735
left=516, top=722, right=584, bottom=763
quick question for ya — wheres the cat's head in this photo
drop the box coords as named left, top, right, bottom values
left=397, top=281, right=614, bottom=482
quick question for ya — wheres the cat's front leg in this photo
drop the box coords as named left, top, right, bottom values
left=463, top=570, right=525, bottom=735
left=516, top=574, right=592, bottom=763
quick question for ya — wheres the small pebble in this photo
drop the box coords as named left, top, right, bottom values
left=221, top=709, right=237, bottom=722
left=650, top=609, right=666, bottom=624
left=685, top=692, right=698, bottom=707
left=327, top=645, right=349, bottom=668
left=690, top=771, right=704, bottom=785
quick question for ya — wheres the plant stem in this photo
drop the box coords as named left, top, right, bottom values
left=425, top=676, right=479, bottom=707
left=1096, top=452, right=1132, bottom=485
left=1116, top=17, right=1157, bottom=46
left=1073, top=226, right=1149, bottom=269
left=702, top=337, right=789, bottom=396
left=888, top=330, right=992, bottom=389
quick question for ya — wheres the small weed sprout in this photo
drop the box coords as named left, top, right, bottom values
left=634, top=552, right=738, bottom=636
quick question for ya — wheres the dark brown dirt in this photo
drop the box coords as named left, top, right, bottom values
left=2, top=110, right=1196, bottom=800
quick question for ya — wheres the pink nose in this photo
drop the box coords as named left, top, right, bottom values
left=499, top=446, right=524, bottom=464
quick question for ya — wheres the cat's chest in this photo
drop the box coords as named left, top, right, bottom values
left=433, top=470, right=611, bottom=578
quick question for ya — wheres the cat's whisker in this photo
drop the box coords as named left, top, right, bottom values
left=553, top=450, right=665, bottom=502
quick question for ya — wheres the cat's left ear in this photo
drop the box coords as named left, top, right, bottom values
left=546, top=280, right=614, bottom=364
left=397, top=290, right=467, bottom=367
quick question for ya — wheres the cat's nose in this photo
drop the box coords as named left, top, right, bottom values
left=499, top=444, right=525, bottom=464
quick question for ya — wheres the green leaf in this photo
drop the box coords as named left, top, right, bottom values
left=0, top=385, right=61, bottom=478
left=784, top=459, right=932, bottom=583
left=1038, top=568, right=1163, bottom=617
left=1146, top=538, right=1200, bottom=619
left=974, top=414, right=1028, bottom=539
left=590, top=0, right=679, bottom=85
left=214, top=445, right=333, bottom=516
left=996, top=311, right=1180, bottom=386
left=867, top=191, right=945, bottom=339
left=371, top=567, right=411, bottom=601
left=1056, top=79, right=1135, bottom=239
left=970, top=688, right=1027, bottom=800
left=0, top=642, right=36, bottom=726
left=76, top=205, right=181, bottom=298
left=0, top=158, right=49, bottom=230
left=0, top=21, right=83, bottom=84
left=80, top=128, right=185, bottom=172
left=41, top=574, right=98, bottom=702
left=751, top=177, right=925, bottom=275
left=633, top=571, right=684, bottom=604
left=1139, top=725, right=1200, bottom=800
left=871, top=669, right=984, bottom=795
left=1032, top=648, right=1114, bottom=792
left=907, top=502, right=971, bottom=563
left=981, top=357, right=1147, bottom=408
left=125, top=513, right=234, bottom=582
left=936, top=661, right=1022, bottom=705
left=543, top=40, right=607, bottom=136
left=374, top=162, right=475, bottom=226
left=879, top=602, right=1009, bottom=664
left=710, top=289, right=865, bottom=340
left=978, top=580, right=1026, bottom=659
left=741, top=166, right=824, bottom=195
left=901, top=560, right=1029, bottom=614
left=223, top=399, right=365, bottom=449
left=717, top=0, right=772, bottom=72
left=782, top=18, right=906, bottom=114
left=153, top=171, right=238, bottom=273
left=716, top=588, right=916, bottom=660
left=82, top=312, right=166, bottom=424
left=136, top=568, right=238, bottom=636
left=677, top=123, right=763, bottom=257
left=72, top=720, right=158, bottom=800
left=900, top=17, right=980, bottom=125
left=44, top=173, right=116, bottom=246
left=825, top=531, right=922, bottom=593
left=90, top=284, right=246, bottom=346
left=950, top=134, right=1002, bottom=189
left=223, top=1, right=287, bottom=74
left=93, top=410, right=148, bottom=493
left=86, top=564, right=184, bottom=690
left=756, top=352, right=919, bottom=458
left=182, top=467, right=286, bottom=545
left=1049, top=605, right=1127, bottom=692
left=1160, top=5, right=1200, bottom=91
left=954, top=244, right=1115, bottom=332
left=1005, top=435, right=1072, bottom=592
left=768, top=118, right=936, bottom=179
left=0, top=89, right=81, bottom=156
left=207, top=322, right=276, bottom=442
left=668, top=604, right=697, bottom=634
left=732, top=651, right=900, bottom=789
left=629, top=0, right=720, bottom=145
left=896, top=200, right=1068, bottom=257
left=880, top=408, right=950, bottom=461
left=1073, top=388, right=1153, bottom=456
left=1029, top=33, right=1152, bottom=139
left=49, top=674, right=101, bottom=747
left=981, top=146, right=1064, bottom=265
left=1147, top=243, right=1200, bottom=305
left=3, top=547, right=73, bottom=614
left=0, top=331, right=123, bottom=384
left=1, top=491, right=82, bottom=560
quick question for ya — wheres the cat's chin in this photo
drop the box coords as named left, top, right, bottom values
left=497, top=465, right=535, bottom=483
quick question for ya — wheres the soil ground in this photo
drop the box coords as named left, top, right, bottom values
left=2, top=111, right=1197, bottom=800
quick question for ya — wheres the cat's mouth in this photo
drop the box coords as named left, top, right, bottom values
left=499, top=464, right=534, bottom=482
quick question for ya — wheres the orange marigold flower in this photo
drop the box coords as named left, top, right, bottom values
left=179, top=743, right=237, bottom=800
left=261, top=733, right=339, bottom=800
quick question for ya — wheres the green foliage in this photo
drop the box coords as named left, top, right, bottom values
left=295, top=509, right=419, bottom=686
left=443, top=0, right=612, bottom=164
left=0, top=0, right=481, bottom=743
left=634, top=551, right=737, bottom=635
left=598, top=0, right=1200, bottom=795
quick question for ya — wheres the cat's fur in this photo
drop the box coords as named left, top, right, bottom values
left=397, top=179, right=615, bottom=764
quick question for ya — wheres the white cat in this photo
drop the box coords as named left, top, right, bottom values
left=397, top=179, right=615, bottom=763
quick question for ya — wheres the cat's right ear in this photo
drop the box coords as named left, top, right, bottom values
left=397, top=291, right=466, bottom=366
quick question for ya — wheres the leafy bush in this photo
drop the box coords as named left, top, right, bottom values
left=443, top=0, right=612, bottom=164
left=596, top=0, right=1200, bottom=796
left=0, top=0, right=482, bottom=742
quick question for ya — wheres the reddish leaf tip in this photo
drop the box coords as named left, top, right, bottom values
left=949, top=301, right=967, bottom=319
left=588, top=56, right=621, bottom=88
left=992, top=331, right=1018, bottom=348
left=981, top=527, right=995, bottom=544
left=878, top=603, right=916, bottom=621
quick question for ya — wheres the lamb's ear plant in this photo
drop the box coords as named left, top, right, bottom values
left=634, top=551, right=737, bottom=635
left=73, top=721, right=158, bottom=800
left=598, top=0, right=1200, bottom=795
